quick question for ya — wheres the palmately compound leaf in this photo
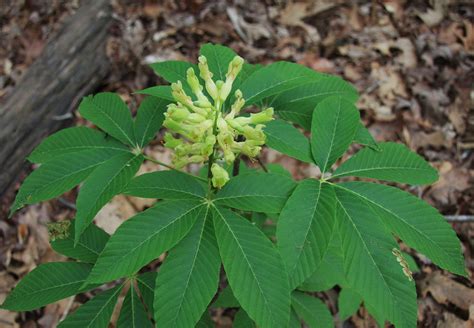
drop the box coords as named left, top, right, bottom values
left=337, top=182, right=466, bottom=276
left=78, top=93, right=136, bottom=147
left=291, top=291, right=334, bottom=328
left=298, top=232, right=347, bottom=292
left=58, top=284, right=123, bottom=328
left=335, top=187, right=417, bottom=328
left=311, top=96, right=360, bottom=173
left=10, top=149, right=121, bottom=215
left=137, top=272, right=156, bottom=315
left=136, top=85, right=175, bottom=102
left=74, top=153, right=143, bottom=243
left=154, top=207, right=220, bottom=328
left=134, top=96, right=169, bottom=148
left=117, top=285, right=152, bottom=328
left=277, top=179, right=336, bottom=288
left=213, top=206, right=290, bottom=328
left=240, top=61, right=326, bottom=106
left=28, top=127, right=129, bottom=164
left=214, top=172, right=296, bottom=213
left=264, top=119, right=313, bottom=163
left=199, top=43, right=238, bottom=81
left=124, top=170, right=206, bottom=200
left=86, top=200, right=205, bottom=284
left=51, top=220, right=109, bottom=263
left=338, top=288, right=362, bottom=321
left=233, top=308, right=256, bottom=328
left=331, top=142, right=438, bottom=185
left=352, top=123, right=380, bottom=150
left=271, top=77, right=358, bottom=130
left=1, top=262, right=93, bottom=311
left=150, top=60, right=197, bottom=85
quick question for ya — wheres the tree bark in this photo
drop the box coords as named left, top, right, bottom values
left=0, top=0, right=112, bottom=197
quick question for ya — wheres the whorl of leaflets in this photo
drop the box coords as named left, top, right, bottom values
left=162, top=55, right=274, bottom=188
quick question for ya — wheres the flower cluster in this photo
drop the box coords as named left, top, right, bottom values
left=163, top=55, right=273, bottom=188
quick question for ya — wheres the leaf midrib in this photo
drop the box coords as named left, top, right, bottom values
left=86, top=285, right=122, bottom=328
left=320, top=98, right=342, bottom=173
left=288, top=182, right=322, bottom=278
left=79, top=154, right=138, bottom=227
left=334, top=183, right=456, bottom=267
left=92, top=203, right=203, bottom=281
left=335, top=196, right=403, bottom=325
left=332, top=166, right=432, bottom=179
left=213, top=206, right=277, bottom=326
left=91, top=100, right=135, bottom=146
left=172, top=206, right=210, bottom=324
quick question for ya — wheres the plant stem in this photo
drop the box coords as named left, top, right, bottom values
left=257, top=157, right=268, bottom=173
left=143, top=155, right=207, bottom=182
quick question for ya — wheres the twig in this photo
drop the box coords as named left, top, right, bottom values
left=143, top=155, right=207, bottom=182
left=257, top=157, right=268, bottom=173
left=445, top=215, right=474, bottom=222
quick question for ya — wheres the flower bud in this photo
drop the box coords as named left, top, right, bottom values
left=171, top=81, right=193, bottom=107
left=163, top=132, right=183, bottom=148
left=211, top=163, right=229, bottom=188
left=186, top=68, right=202, bottom=94
left=198, top=56, right=218, bottom=100
left=167, top=104, right=190, bottom=122
left=250, top=107, right=274, bottom=124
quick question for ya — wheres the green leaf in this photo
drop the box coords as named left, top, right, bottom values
left=137, top=272, right=156, bottom=314
left=75, top=153, right=143, bottom=243
left=86, top=201, right=205, bottom=284
left=403, top=252, right=420, bottom=273
left=337, top=182, right=465, bottom=276
left=117, top=285, right=152, bottom=328
left=277, top=179, right=336, bottom=288
left=338, top=288, right=362, bottom=320
left=136, top=86, right=174, bottom=101
left=266, top=163, right=292, bottom=178
left=28, top=127, right=129, bottom=163
left=233, top=309, right=256, bottom=328
left=240, top=62, right=326, bottom=106
left=214, top=172, right=296, bottom=213
left=196, top=310, right=215, bottom=328
left=10, top=149, right=121, bottom=215
left=272, top=77, right=358, bottom=130
left=353, top=123, right=380, bottom=150
left=200, top=43, right=237, bottom=81
left=291, top=291, right=334, bottom=328
left=125, top=170, right=206, bottom=200
left=311, top=96, right=360, bottom=173
left=264, top=119, right=313, bottom=163
left=51, top=220, right=109, bottom=263
left=134, top=96, right=169, bottom=148
left=298, top=233, right=346, bottom=292
left=213, top=206, right=290, bottom=328
left=212, top=285, right=240, bottom=308
left=1, top=262, right=93, bottom=311
left=78, top=93, right=135, bottom=147
left=150, top=60, right=196, bottom=84
left=289, top=309, right=301, bottom=328
left=58, top=284, right=123, bottom=328
left=334, top=187, right=417, bottom=328
left=154, top=208, right=220, bottom=328
left=331, top=142, right=438, bottom=185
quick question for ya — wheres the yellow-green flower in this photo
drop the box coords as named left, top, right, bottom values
left=163, top=55, right=273, bottom=188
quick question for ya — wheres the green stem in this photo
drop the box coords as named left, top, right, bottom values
left=143, top=155, right=207, bottom=182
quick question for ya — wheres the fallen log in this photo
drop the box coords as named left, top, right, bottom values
left=0, top=0, right=112, bottom=197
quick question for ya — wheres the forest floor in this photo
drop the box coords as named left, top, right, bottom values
left=0, top=0, right=473, bottom=327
